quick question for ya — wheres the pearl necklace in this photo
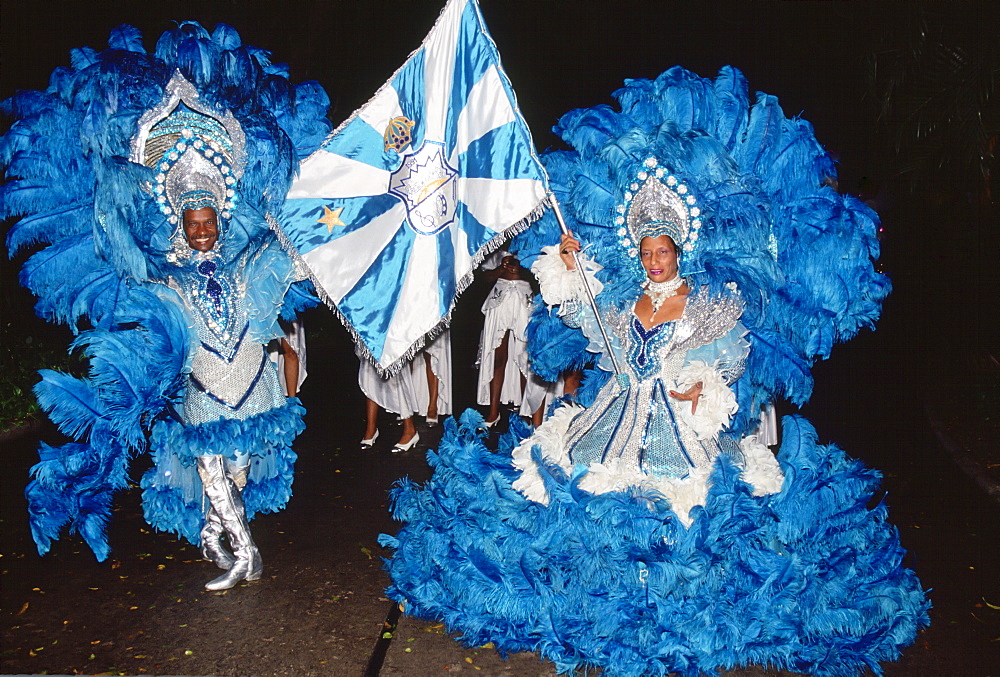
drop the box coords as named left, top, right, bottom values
left=644, top=275, right=684, bottom=313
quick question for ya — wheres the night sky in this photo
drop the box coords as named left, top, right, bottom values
left=0, top=2, right=905, bottom=186
left=2, top=1, right=997, bottom=348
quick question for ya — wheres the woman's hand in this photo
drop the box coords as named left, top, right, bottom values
left=559, top=231, right=581, bottom=270
left=669, top=382, right=703, bottom=414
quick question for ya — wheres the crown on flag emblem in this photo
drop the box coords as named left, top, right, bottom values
left=384, top=116, right=416, bottom=152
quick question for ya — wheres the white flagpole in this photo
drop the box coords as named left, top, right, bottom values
left=547, top=192, right=625, bottom=380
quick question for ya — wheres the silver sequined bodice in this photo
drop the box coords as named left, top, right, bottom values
left=566, top=290, right=745, bottom=479
left=170, top=258, right=285, bottom=426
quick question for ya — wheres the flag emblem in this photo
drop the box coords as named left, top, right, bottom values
left=384, top=116, right=416, bottom=152
left=388, top=141, right=458, bottom=236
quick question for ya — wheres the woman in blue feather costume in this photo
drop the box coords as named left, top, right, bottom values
left=380, top=66, right=928, bottom=676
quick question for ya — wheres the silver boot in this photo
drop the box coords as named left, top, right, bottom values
left=197, top=455, right=263, bottom=591
left=198, top=460, right=251, bottom=570
left=198, top=505, right=235, bottom=570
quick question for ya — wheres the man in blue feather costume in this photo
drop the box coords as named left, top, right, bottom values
left=134, top=77, right=310, bottom=589
left=380, top=66, right=930, bottom=676
left=0, top=23, right=330, bottom=588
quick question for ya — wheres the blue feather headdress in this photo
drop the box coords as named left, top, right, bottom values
left=513, top=65, right=889, bottom=428
left=1, top=21, right=331, bottom=560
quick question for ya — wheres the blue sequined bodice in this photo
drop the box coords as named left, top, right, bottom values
left=565, top=291, right=745, bottom=479
left=627, top=316, right=674, bottom=380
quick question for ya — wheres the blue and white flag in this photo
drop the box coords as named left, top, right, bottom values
left=278, top=0, right=549, bottom=375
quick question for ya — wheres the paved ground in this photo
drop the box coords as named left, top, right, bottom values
left=2, top=308, right=999, bottom=676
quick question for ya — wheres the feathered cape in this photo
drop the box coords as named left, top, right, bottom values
left=2, top=21, right=330, bottom=559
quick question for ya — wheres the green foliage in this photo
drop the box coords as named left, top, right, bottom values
left=0, top=320, right=83, bottom=430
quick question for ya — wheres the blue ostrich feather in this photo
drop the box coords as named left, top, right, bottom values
left=279, top=279, right=320, bottom=321
left=33, top=371, right=105, bottom=441
left=382, top=413, right=929, bottom=676
left=524, top=301, right=591, bottom=381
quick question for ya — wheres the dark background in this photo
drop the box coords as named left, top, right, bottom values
left=2, top=0, right=998, bottom=352
left=2, top=3, right=999, bottom=675
left=0, top=0, right=1000, bottom=354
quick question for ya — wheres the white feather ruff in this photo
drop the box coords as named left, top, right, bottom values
left=511, top=403, right=582, bottom=503
left=532, top=246, right=604, bottom=307
left=674, top=361, right=738, bottom=440
left=739, top=434, right=785, bottom=496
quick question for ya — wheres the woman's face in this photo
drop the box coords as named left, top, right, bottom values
left=639, top=234, right=678, bottom=282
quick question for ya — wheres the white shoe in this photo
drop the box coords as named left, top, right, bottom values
left=425, top=416, right=439, bottom=427
left=392, top=432, right=420, bottom=453
left=361, top=429, right=379, bottom=449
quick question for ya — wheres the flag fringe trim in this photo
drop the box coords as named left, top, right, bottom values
left=268, top=198, right=547, bottom=378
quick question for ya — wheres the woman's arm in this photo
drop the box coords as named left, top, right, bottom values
left=671, top=322, right=750, bottom=439
left=530, top=232, right=603, bottom=309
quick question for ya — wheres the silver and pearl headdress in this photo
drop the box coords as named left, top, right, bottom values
left=615, top=157, right=702, bottom=257
left=131, top=72, right=246, bottom=260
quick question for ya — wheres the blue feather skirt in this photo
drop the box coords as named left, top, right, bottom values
left=380, top=411, right=929, bottom=677
left=140, top=398, right=305, bottom=544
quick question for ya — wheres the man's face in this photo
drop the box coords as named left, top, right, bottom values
left=182, top=207, right=219, bottom=252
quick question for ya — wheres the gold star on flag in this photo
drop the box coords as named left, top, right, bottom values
left=317, top=205, right=346, bottom=233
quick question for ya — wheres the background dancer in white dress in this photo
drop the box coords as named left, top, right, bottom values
left=269, top=319, right=307, bottom=397
left=411, top=331, right=453, bottom=427
left=476, top=253, right=553, bottom=426
left=359, top=330, right=451, bottom=452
